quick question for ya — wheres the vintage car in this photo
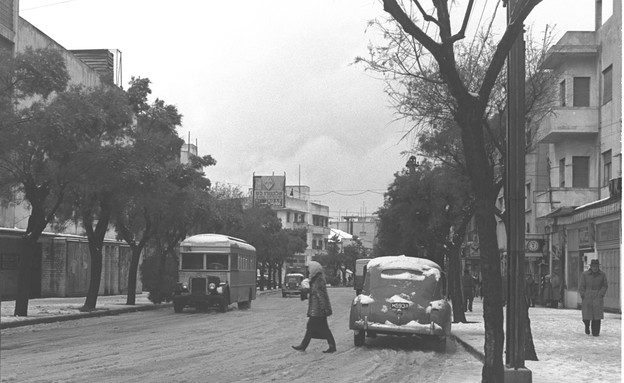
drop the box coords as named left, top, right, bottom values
left=282, top=273, right=305, bottom=297
left=349, top=255, right=451, bottom=351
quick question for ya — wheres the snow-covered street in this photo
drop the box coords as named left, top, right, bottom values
left=1, top=288, right=483, bottom=382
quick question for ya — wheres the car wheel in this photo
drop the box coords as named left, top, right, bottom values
left=282, top=292, right=287, bottom=298
left=354, top=331, right=365, bottom=347
left=219, top=300, right=228, bottom=313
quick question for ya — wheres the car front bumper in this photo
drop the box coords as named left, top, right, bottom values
left=352, top=317, right=445, bottom=336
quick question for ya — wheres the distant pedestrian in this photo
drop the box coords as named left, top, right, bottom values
left=579, top=259, right=608, bottom=336
left=462, top=269, right=475, bottom=312
left=292, top=261, right=336, bottom=353
left=550, top=271, right=562, bottom=308
left=525, top=274, right=536, bottom=307
left=541, top=274, right=554, bottom=307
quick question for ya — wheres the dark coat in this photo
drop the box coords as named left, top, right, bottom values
left=462, top=273, right=475, bottom=296
left=579, top=269, right=608, bottom=320
left=307, top=273, right=332, bottom=318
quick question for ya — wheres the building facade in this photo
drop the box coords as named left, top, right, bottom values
left=529, top=0, right=621, bottom=311
left=277, top=185, right=331, bottom=268
left=0, top=4, right=139, bottom=299
left=330, top=214, right=379, bottom=253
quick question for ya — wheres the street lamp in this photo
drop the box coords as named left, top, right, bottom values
left=405, top=155, right=418, bottom=175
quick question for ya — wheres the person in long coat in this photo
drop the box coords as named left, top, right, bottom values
left=292, top=261, right=336, bottom=353
left=579, top=259, right=608, bottom=336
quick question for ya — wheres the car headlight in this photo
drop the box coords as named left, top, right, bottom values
left=182, top=283, right=188, bottom=290
left=208, top=282, right=217, bottom=290
left=216, top=286, right=223, bottom=294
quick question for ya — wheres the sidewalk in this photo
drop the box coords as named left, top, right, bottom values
left=0, top=288, right=280, bottom=330
left=451, top=300, right=621, bottom=383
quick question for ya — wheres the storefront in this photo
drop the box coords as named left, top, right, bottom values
left=544, top=198, right=620, bottom=312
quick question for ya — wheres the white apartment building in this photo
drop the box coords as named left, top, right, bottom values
left=528, top=0, right=621, bottom=311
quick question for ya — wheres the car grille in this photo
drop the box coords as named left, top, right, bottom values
left=190, top=278, right=206, bottom=295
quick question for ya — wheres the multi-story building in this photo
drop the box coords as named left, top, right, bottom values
left=528, top=0, right=621, bottom=311
left=330, top=214, right=379, bottom=253
left=277, top=185, right=331, bottom=268
left=0, top=3, right=138, bottom=299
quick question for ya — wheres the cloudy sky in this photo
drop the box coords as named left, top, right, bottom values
left=19, top=0, right=602, bottom=218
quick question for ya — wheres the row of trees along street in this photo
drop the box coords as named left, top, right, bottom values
left=0, top=48, right=307, bottom=316
left=363, top=1, right=553, bottom=381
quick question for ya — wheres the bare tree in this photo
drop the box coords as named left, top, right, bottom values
left=359, top=1, right=544, bottom=381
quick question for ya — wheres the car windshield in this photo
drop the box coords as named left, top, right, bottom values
left=366, top=268, right=441, bottom=302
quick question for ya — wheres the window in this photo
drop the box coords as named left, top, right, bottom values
left=559, top=80, right=566, bottom=106
left=525, top=183, right=532, bottom=210
left=603, top=150, right=612, bottom=186
left=230, top=254, right=238, bottom=270
left=286, top=212, right=290, bottom=223
left=603, top=65, right=613, bottom=104
left=573, top=77, right=590, bottom=107
left=572, top=156, right=590, bottom=188
left=181, top=253, right=204, bottom=269
left=559, top=158, right=566, bottom=187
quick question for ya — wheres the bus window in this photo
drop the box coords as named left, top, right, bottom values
left=182, top=253, right=204, bottom=269
left=206, top=253, right=228, bottom=270
left=230, top=254, right=239, bottom=270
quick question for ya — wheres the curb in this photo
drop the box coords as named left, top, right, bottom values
left=451, top=334, right=485, bottom=363
left=0, top=303, right=172, bottom=330
left=1, top=289, right=280, bottom=330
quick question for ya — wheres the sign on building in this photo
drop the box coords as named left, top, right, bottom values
left=253, top=175, right=286, bottom=207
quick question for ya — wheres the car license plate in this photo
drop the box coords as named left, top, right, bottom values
left=391, top=302, right=409, bottom=310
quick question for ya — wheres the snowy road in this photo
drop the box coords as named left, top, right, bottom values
left=1, top=288, right=483, bottom=383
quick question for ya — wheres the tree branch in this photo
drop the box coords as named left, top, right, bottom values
left=412, top=0, right=441, bottom=27
left=450, top=0, right=475, bottom=43
left=479, top=0, right=543, bottom=100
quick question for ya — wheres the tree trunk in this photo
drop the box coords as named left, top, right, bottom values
left=14, top=184, right=53, bottom=317
left=14, top=237, right=39, bottom=316
left=81, top=200, right=112, bottom=312
left=126, top=246, right=142, bottom=306
left=457, top=109, right=504, bottom=383
left=82, top=241, right=104, bottom=311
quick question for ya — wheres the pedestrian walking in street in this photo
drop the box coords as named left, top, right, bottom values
left=462, top=269, right=475, bottom=312
left=579, top=259, right=608, bottom=336
left=292, top=261, right=337, bottom=353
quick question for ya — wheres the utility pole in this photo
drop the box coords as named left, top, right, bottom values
left=505, top=0, right=530, bottom=381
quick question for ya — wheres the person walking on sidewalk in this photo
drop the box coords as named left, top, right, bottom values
left=462, top=269, right=475, bottom=312
left=579, top=259, right=608, bottom=336
left=292, top=261, right=337, bottom=353
left=525, top=274, right=536, bottom=307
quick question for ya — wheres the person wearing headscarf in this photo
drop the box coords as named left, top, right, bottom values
left=579, top=259, right=608, bottom=336
left=292, top=261, right=336, bottom=353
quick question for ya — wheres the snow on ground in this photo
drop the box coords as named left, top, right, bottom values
left=455, top=300, right=622, bottom=383
left=0, top=294, right=152, bottom=324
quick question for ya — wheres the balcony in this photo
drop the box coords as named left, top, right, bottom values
left=537, top=107, right=599, bottom=144
left=534, top=188, right=600, bottom=219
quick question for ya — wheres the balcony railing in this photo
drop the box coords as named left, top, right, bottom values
left=533, top=188, right=600, bottom=218
left=537, top=107, right=599, bottom=144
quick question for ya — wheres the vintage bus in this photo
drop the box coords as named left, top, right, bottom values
left=172, top=234, right=257, bottom=313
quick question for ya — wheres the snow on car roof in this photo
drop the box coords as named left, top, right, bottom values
left=367, top=255, right=441, bottom=280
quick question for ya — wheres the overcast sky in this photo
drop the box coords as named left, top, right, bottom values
left=19, top=0, right=603, bottom=219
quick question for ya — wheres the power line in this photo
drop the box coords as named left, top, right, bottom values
left=21, top=0, right=81, bottom=12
